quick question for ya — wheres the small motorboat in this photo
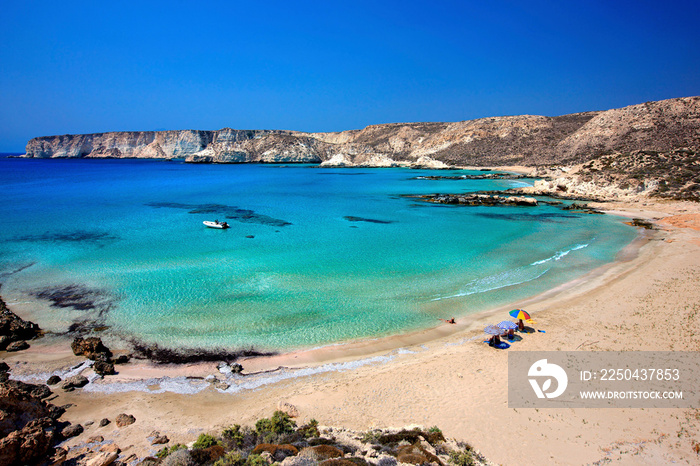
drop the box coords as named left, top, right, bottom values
left=203, top=220, right=229, bottom=229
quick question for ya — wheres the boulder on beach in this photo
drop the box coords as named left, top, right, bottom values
left=71, top=337, right=112, bottom=361
left=5, top=340, right=29, bottom=352
left=277, top=401, right=300, bottom=418
left=5, top=379, right=52, bottom=399
left=61, top=423, right=84, bottom=439
left=115, top=414, right=136, bottom=427
left=61, top=375, right=89, bottom=391
left=93, top=360, right=115, bottom=376
left=46, top=375, right=61, bottom=385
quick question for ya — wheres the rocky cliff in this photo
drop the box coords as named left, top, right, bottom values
left=24, top=96, right=700, bottom=198
left=26, top=96, right=699, bottom=166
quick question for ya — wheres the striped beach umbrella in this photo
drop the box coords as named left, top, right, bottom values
left=509, top=309, right=531, bottom=320
left=497, top=321, right=518, bottom=330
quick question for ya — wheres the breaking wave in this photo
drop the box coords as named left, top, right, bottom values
left=432, top=242, right=591, bottom=302
left=530, top=242, right=590, bottom=265
left=431, top=267, right=550, bottom=301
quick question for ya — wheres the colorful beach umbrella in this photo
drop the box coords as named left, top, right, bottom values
left=484, top=325, right=502, bottom=335
left=497, top=321, right=518, bottom=330
left=509, top=309, right=531, bottom=320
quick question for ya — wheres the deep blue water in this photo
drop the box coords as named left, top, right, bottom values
left=0, top=156, right=637, bottom=351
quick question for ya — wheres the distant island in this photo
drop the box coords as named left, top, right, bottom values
left=24, top=96, right=700, bottom=202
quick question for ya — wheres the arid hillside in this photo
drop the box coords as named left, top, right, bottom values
left=24, top=96, right=700, bottom=200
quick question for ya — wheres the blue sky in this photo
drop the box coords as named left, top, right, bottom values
left=1, top=0, right=699, bottom=151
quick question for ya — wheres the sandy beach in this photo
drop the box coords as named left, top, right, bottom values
left=4, top=198, right=700, bottom=465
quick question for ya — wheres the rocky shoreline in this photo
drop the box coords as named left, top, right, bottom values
left=0, top=319, right=492, bottom=465
left=406, top=193, right=539, bottom=207
left=0, top=295, right=42, bottom=353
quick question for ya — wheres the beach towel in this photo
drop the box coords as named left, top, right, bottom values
left=483, top=340, right=511, bottom=349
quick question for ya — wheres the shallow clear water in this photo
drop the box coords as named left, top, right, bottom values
left=0, top=157, right=636, bottom=351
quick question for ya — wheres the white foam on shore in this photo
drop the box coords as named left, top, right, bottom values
left=432, top=267, right=550, bottom=301
left=82, top=376, right=210, bottom=395
left=431, top=241, right=594, bottom=303
left=53, top=353, right=399, bottom=395
left=531, top=242, right=590, bottom=265
left=11, top=360, right=94, bottom=384
left=220, top=354, right=395, bottom=393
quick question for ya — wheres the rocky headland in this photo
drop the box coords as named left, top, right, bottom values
left=24, top=96, right=700, bottom=201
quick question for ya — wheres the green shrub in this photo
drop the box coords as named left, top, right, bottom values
left=449, top=449, right=476, bottom=466
left=222, top=424, right=245, bottom=448
left=297, top=419, right=320, bottom=438
left=360, top=430, right=382, bottom=444
left=255, top=410, right=296, bottom=435
left=156, top=443, right=187, bottom=459
left=193, top=433, right=219, bottom=449
left=213, top=452, right=246, bottom=466
left=245, top=454, right=268, bottom=466
left=428, top=426, right=442, bottom=434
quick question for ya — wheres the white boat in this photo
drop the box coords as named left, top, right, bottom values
left=203, top=220, right=229, bottom=229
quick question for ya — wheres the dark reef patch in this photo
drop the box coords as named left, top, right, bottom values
left=146, top=202, right=292, bottom=227
left=31, top=284, right=116, bottom=334
left=474, top=212, right=582, bottom=222
left=129, top=339, right=276, bottom=364
left=343, top=216, right=393, bottom=224
left=33, top=284, right=112, bottom=312
left=14, top=230, right=117, bottom=244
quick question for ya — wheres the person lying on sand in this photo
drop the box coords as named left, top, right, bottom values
left=441, top=317, right=456, bottom=324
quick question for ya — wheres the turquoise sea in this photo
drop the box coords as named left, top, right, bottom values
left=0, top=156, right=636, bottom=352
